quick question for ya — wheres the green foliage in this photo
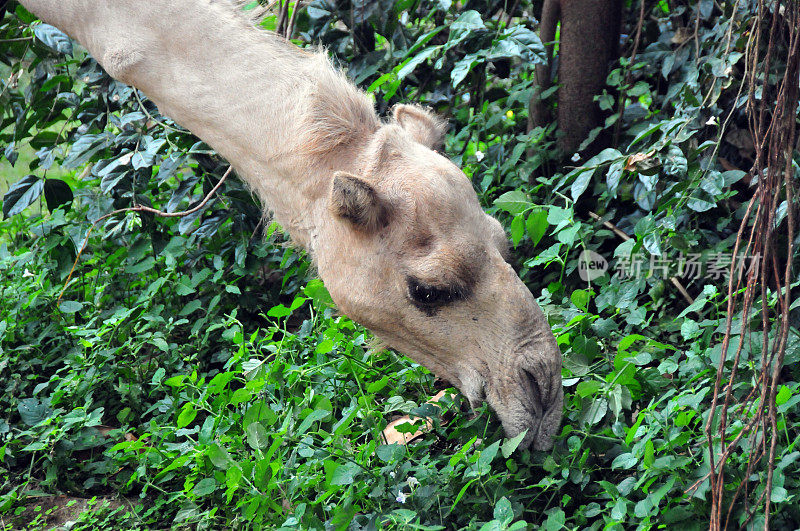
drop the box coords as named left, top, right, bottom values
left=2, top=0, right=799, bottom=529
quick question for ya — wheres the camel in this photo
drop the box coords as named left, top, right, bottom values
left=18, top=0, right=563, bottom=450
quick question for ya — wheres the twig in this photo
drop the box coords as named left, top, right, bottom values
left=56, top=165, right=234, bottom=306
left=285, top=0, right=303, bottom=39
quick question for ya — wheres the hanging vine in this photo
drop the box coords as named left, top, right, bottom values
left=705, top=1, right=800, bottom=528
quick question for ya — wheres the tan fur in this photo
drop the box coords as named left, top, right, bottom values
left=392, top=104, right=448, bottom=150
left=329, top=171, right=389, bottom=232
left=20, top=0, right=563, bottom=449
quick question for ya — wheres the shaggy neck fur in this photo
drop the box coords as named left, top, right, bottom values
left=20, top=0, right=379, bottom=249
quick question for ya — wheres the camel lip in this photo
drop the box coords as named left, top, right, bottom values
left=481, top=343, right=562, bottom=450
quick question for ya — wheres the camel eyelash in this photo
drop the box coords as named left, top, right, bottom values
left=407, top=277, right=464, bottom=312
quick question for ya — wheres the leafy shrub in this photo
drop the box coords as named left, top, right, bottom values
left=1, top=0, right=798, bottom=529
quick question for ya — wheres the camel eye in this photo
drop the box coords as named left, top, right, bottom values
left=407, top=277, right=461, bottom=310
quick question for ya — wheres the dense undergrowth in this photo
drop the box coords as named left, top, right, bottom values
left=1, top=0, right=799, bottom=529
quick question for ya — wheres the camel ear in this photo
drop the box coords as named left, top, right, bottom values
left=392, top=104, right=447, bottom=150
left=329, top=171, right=388, bottom=232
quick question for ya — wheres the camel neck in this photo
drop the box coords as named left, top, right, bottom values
left=20, top=0, right=380, bottom=250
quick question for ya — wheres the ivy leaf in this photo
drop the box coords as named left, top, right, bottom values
left=3, top=175, right=44, bottom=218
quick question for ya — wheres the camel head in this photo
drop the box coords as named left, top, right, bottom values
left=314, top=104, right=563, bottom=450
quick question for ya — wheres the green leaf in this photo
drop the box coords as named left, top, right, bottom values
left=571, top=289, right=590, bottom=310
left=643, top=439, right=655, bottom=467
left=494, top=190, right=531, bottom=215
left=493, top=497, right=513, bottom=524
left=151, top=368, right=166, bottom=385
left=246, top=422, right=269, bottom=450
left=226, top=466, right=242, bottom=492
left=33, top=23, right=73, bottom=54
left=501, top=430, right=527, bottom=458
left=267, top=304, right=291, bottom=318
left=576, top=380, right=602, bottom=398
left=397, top=46, right=440, bottom=79
left=526, top=210, right=548, bottom=246
left=556, top=223, right=580, bottom=246
left=230, top=388, right=252, bottom=405
left=304, top=279, right=334, bottom=307
left=18, top=398, right=51, bottom=427
left=477, top=440, right=501, bottom=470
left=126, top=257, right=155, bottom=274
left=3, top=175, right=43, bottom=218
left=510, top=214, right=525, bottom=247
left=208, top=444, right=232, bottom=469
left=542, top=508, right=566, bottom=530
left=208, top=372, right=235, bottom=394
left=330, top=461, right=360, bottom=486
left=680, top=319, right=701, bottom=340
left=687, top=194, right=716, bottom=212
left=4, top=142, right=18, bottom=166
left=771, top=486, right=789, bottom=503
left=546, top=206, right=571, bottom=226
left=376, top=444, right=405, bottom=462
left=43, top=179, right=73, bottom=212
left=315, top=339, right=334, bottom=354
left=450, top=10, right=485, bottom=32
left=58, top=300, right=83, bottom=314
left=580, top=398, right=608, bottom=426
left=330, top=503, right=357, bottom=530
left=571, top=170, right=592, bottom=201
left=296, top=409, right=330, bottom=435
left=177, top=403, right=197, bottom=428
left=165, top=375, right=186, bottom=388
left=775, top=385, right=792, bottom=406
left=610, top=498, right=628, bottom=520
left=193, top=478, right=217, bottom=497
left=179, top=299, right=202, bottom=316
left=451, top=53, right=480, bottom=87
left=612, top=452, right=638, bottom=470
left=366, top=376, right=389, bottom=394
left=167, top=176, right=199, bottom=212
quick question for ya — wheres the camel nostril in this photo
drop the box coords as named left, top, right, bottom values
left=522, top=368, right=544, bottom=418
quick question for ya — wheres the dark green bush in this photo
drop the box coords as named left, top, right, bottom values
left=1, top=0, right=798, bottom=529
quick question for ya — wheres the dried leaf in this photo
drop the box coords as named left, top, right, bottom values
left=380, top=390, right=450, bottom=446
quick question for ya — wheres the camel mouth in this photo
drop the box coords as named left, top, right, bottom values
left=480, top=341, right=563, bottom=450
left=488, top=378, right=562, bottom=451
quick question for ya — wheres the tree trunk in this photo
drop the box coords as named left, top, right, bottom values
left=529, top=0, right=623, bottom=156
